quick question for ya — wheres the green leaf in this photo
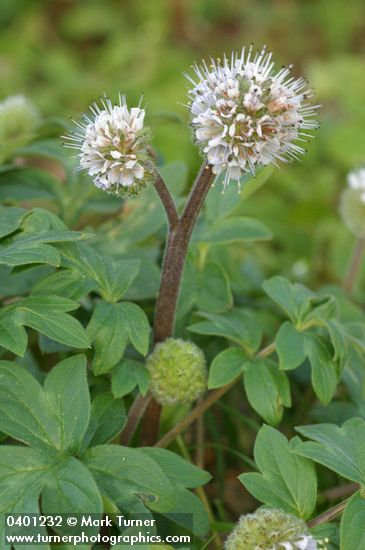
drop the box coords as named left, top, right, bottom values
left=204, top=166, right=273, bottom=222
left=0, top=206, right=26, bottom=239
left=140, top=448, right=212, bottom=488
left=83, top=445, right=176, bottom=513
left=305, top=334, right=338, bottom=405
left=33, top=269, right=97, bottom=300
left=189, top=309, right=262, bottom=356
left=112, top=359, right=150, bottom=398
left=275, top=321, right=306, bottom=370
left=0, top=446, right=55, bottom=548
left=263, top=276, right=314, bottom=324
left=295, top=418, right=365, bottom=485
left=118, top=447, right=211, bottom=538
left=340, top=492, right=365, bottom=550
left=163, top=489, right=209, bottom=538
left=0, top=446, right=55, bottom=509
left=97, top=257, right=140, bottom=303
left=42, top=457, right=103, bottom=519
left=0, top=361, right=60, bottom=452
left=119, top=302, right=150, bottom=356
left=0, top=219, right=90, bottom=267
left=201, top=216, right=272, bottom=245
left=87, top=302, right=129, bottom=374
left=0, top=321, right=27, bottom=356
left=60, top=243, right=140, bottom=302
left=326, top=319, right=348, bottom=365
left=10, top=294, right=90, bottom=350
left=195, top=262, right=233, bottom=313
left=0, top=167, right=59, bottom=201
left=178, top=257, right=232, bottom=316
left=208, top=347, right=246, bottom=389
left=88, top=393, right=126, bottom=445
left=239, top=426, right=317, bottom=519
left=243, top=359, right=291, bottom=425
left=305, top=294, right=340, bottom=323
left=88, top=301, right=149, bottom=374
left=44, top=355, right=90, bottom=454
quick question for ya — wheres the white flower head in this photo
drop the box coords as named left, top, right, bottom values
left=64, top=94, right=153, bottom=197
left=186, top=46, right=320, bottom=189
left=347, top=167, right=365, bottom=203
left=224, top=508, right=322, bottom=550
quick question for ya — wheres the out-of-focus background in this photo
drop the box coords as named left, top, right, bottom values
left=1, top=0, right=365, bottom=287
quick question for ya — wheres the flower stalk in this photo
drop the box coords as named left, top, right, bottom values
left=153, top=162, right=213, bottom=343
left=126, top=162, right=214, bottom=445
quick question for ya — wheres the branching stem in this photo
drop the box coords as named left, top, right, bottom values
left=122, top=163, right=214, bottom=445
left=153, top=162, right=213, bottom=343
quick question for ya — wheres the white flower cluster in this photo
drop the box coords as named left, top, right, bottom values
left=224, top=509, right=323, bottom=550
left=65, top=95, right=152, bottom=197
left=186, top=46, right=319, bottom=189
left=347, top=167, right=365, bottom=203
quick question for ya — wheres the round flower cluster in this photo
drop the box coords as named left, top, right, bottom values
left=0, top=95, right=40, bottom=158
left=340, top=167, right=365, bottom=238
left=146, top=338, right=207, bottom=406
left=225, top=508, right=322, bottom=550
left=65, top=95, right=152, bottom=197
left=186, top=46, right=319, bottom=189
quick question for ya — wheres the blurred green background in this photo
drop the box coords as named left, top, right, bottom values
left=1, top=0, right=365, bottom=288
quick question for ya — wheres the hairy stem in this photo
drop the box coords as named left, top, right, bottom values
left=155, top=342, right=276, bottom=448
left=343, top=238, right=365, bottom=296
left=152, top=169, right=179, bottom=229
left=153, top=162, right=213, bottom=343
left=140, top=163, right=214, bottom=445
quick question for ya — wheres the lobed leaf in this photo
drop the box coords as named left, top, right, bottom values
left=239, top=426, right=317, bottom=519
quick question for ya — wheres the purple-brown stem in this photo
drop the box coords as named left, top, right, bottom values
left=122, top=163, right=214, bottom=445
left=153, top=162, right=213, bottom=343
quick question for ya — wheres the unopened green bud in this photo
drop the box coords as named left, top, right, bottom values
left=225, top=508, right=319, bottom=550
left=146, top=338, right=207, bottom=406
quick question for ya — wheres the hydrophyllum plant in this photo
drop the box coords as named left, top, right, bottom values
left=65, top=45, right=319, bottom=444
left=2, top=46, right=365, bottom=549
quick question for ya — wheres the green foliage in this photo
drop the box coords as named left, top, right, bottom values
left=340, top=492, right=365, bottom=550
left=112, top=359, right=150, bottom=398
left=295, top=418, right=365, bottom=486
left=275, top=321, right=306, bottom=371
left=199, top=216, right=272, bottom=245
left=0, top=358, right=210, bottom=542
left=239, top=426, right=317, bottom=520
left=243, top=360, right=291, bottom=426
left=208, top=347, right=247, bottom=389
left=189, top=309, right=262, bottom=356
left=2, top=4, right=365, bottom=540
left=87, top=300, right=150, bottom=375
